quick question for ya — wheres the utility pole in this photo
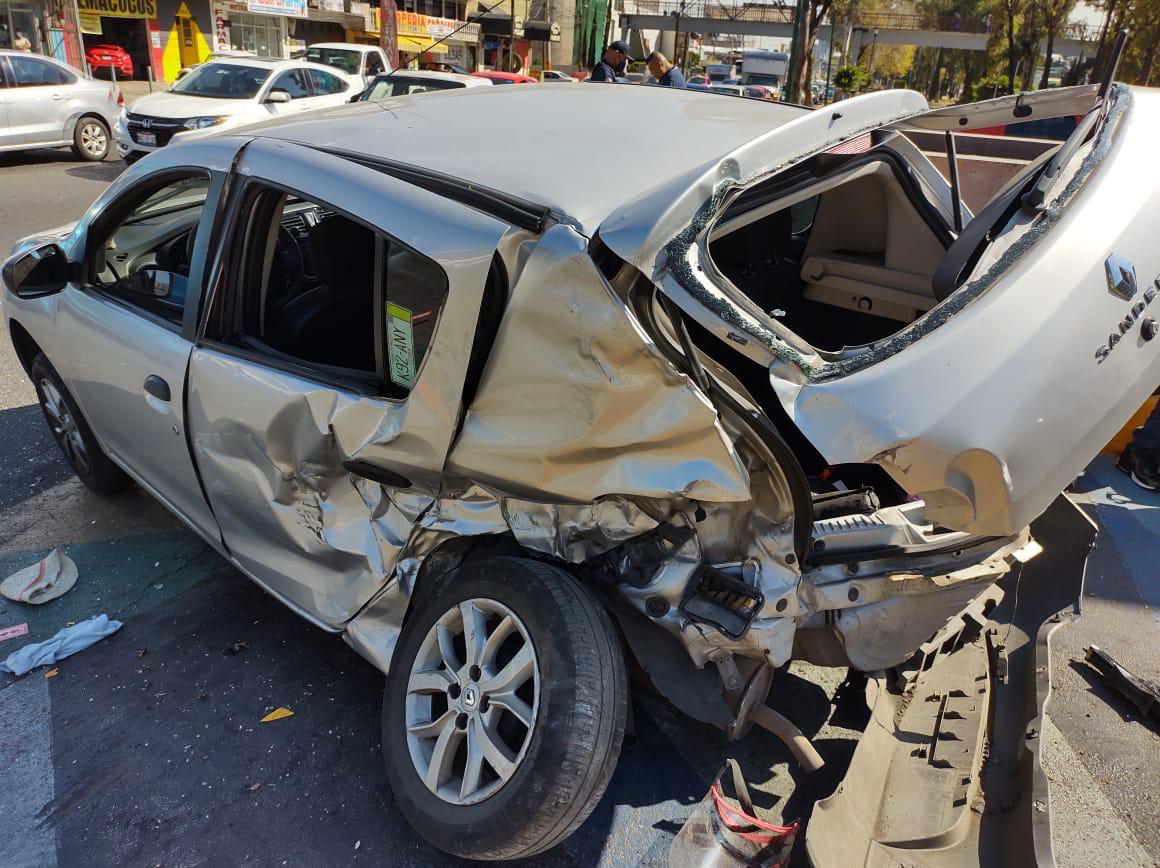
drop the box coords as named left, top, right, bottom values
left=379, top=0, right=399, bottom=69
left=509, top=0, right=518, bottom=71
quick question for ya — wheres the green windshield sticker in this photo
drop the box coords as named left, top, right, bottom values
left=386, top=302, right=417, bottom=388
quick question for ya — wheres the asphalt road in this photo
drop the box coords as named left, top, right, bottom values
left=1, top=149, right=1158, bottom=868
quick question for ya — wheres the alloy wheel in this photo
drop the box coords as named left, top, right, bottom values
left=40, top=378, right=89, bottom=476
left=404, top=598, right=540, bottom=806
left=80, top=122, right=108, bottom=158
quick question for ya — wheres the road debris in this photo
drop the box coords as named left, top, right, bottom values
left=223, top=640, right=249, bottom=656
left=0, top=614, right=123, bottom=676
left=1, top=548, right=78, bottom=604
left=261, top=707, right=294, bottom=723
left=670, top=759, right=798, bottom=867
left=0, top=623, right=30, bottom=643
left=247, top=783, right=262, bottom=792
left=44, top=668, right=58, bottom=678
left=1083, top=645, right=1160, bottom=723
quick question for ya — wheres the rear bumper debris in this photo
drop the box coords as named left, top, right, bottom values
left=805, top=494, right=1097, bottom=867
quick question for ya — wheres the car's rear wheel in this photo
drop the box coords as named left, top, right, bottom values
left=382, top=556, right=627, bottom=860
left=31, top=354, right=131, bottom=494
left=72, top=116, right=110, bottom=161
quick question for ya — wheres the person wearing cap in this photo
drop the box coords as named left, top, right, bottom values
left=588, top=40, right=632, bottom=83
left=646, top=51, right=686, bottom=88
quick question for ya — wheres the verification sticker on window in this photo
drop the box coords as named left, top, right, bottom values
left=386, top=302, right=417, bottom=388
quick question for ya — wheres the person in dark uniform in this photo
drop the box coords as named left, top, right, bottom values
left=1119, top=398, right=1160, bottom=490
left=587, top=40, right=633, bottom=83
left=646, top=51, right=686, bottom=87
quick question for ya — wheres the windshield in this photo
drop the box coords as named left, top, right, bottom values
left=305, top=46, right=361, bottom=74
left=366, top=76, right=462, bottom=99
left=172, top=63, right=270, bottom=99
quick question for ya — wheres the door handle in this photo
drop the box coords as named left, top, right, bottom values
left=143, top=375, right=171, bottom=402
left=342, top=459, right=411, bottom=489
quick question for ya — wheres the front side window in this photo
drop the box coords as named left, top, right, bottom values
left=271, top=68, right=309, bottom=99
left=220, top=186, right=448, bottom=394
left=91, top=174, right=211, bottom=326
left=172, top=63, right=270, bottom=99
left=365, top=54, right=385, bottom=76
left=9, top=56, right=73, bottom=86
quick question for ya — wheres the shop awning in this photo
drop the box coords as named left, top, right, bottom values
left=397, top=35, right=449, bottom=54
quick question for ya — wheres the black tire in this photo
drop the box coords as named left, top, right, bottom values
left=71, top=115, right=110, bottom=161
left=382, top=556, right=628, bottom=861
left=31, top=354, right=132, bottom=494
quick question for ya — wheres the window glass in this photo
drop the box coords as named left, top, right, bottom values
left=271, top=68, right=309, bottom=98
left=9, top=56, right=72, bottom=86
left=367, top=77, right=459, bottom=99
left=307, top=68, right=347, bottom=95
left=304, top=46, right=360, bottom=74
left=172, top=63, right=269, bottom=99
left=92, top=174, right=210, bottom=326
left=232, top=189, right=448, bottom=392
left=790, top=196, right=819, bottom=235
left=365, top=54, right=385, bottom=76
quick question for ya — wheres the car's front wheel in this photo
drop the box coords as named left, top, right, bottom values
left=382, top=556, right=627, bottom=860
left=31, top=354, right=131, bottom=494
left=72, top=116, right=110, bottom=161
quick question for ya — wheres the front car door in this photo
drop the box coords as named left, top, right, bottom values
left=45, top=143, right=229, bottom=543
left=187, top=138, right=509, bottom=626
left=2, top=53, right=74, bottom=145
left=0, top=59, right=9, bottom=146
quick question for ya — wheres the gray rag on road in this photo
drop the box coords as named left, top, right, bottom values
left=0, top=614, right=122, bottom=676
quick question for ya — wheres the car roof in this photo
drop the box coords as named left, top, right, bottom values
left=472, top=71, right=533, bottom=81
left=244, top=84, right=804, bottom=233
left=307, top=42, right=373, bottom=51
left=377, top=69, right=488, bottom=85
left=199, top=57, right=345, bottom=74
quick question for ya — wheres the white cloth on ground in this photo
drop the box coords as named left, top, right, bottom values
left=0, top=614, right=123, bottom=677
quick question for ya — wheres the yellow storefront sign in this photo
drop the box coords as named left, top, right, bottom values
left=78, top=11, right=103, bottom=32
left=77, top=0, right=158, bottom=18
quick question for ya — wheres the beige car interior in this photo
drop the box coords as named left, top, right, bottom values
left=798, top=162, right=946, bottom=323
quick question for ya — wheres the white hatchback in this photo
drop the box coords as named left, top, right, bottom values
left=114, top=57, right=352, bottom=161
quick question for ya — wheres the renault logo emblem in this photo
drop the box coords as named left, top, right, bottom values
left=1105, top=253, right=1137, bottom=300
left=463, top=686, right=477, bottom=708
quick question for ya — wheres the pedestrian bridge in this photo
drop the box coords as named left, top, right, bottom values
left=618, top=1, right=1100, bottom=55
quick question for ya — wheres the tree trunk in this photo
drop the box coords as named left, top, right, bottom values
left=927, top=46, right=944, bottom=100
left=1006, top=9, right=1018, bottom=94
left=1039, top=25, right=1056, bottom=89
left=1142, top=22, right=1160, bottom=85
left=961, top=51, right=979, bottom=103
left=1093, top=0, right=1117, bottom=81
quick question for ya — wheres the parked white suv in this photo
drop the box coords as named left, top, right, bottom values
left=114, top=57, right=352, bottom=162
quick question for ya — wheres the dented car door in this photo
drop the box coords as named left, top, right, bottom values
left=186, top=138, right=509, bottom=626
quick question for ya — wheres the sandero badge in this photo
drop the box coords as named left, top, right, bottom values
left=1096, top=253, right=1158, bottom=363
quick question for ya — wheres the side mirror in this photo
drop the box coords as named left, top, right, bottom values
left=265, top=89, right=292, bottom=104
left=130, top=266, right=174, bottom=299
left=2, top=243, right=71, bottom=299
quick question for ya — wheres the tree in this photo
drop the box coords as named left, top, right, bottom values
left=788, top=0, right=834, bottom=104
left=995, top=0, right=1026, bottom=92
left=833, top=63, right=870, bottom=93
left=1032, top=0, right=1077, bottom=87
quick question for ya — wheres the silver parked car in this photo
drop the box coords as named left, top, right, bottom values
left=3, top=82, right=1157, bottom=863
left=0, top=50, right=122, bottom=160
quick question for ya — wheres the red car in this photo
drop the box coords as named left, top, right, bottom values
left=470, top=71, right=536, bottom=85
left=85, top=43, right=133, bottom=80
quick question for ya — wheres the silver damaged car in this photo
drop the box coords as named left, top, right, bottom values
left=3, top=81, right=1156, bottom=864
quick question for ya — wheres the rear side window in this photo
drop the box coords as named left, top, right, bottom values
left=8, top=56, right=73, bottom=86
left=90, top=174, right=211, bottom=326
left=306, top=68, right=348, bottom=94
left=220, top=185, right=448, bottom=396
left=365, top=53, right=385, bottom=76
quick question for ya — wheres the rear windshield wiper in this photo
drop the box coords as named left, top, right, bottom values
left=1021, top=29, right=1128, bottom=212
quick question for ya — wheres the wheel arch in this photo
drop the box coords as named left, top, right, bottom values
left=8, top=319, right=42, bottom=377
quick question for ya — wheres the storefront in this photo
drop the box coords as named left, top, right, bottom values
left=352, top=7, right=478, bottom=71
left=75, top=0, right=162, bottom=80
left=0, top=0, right=83, bottom=67
left=207, top=0, right=302, bottom=58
